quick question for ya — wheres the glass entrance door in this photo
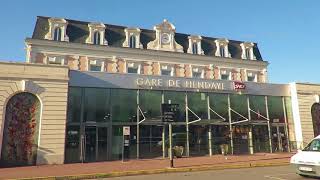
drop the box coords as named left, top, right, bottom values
left=84, top=126, right=97, bottom=162
left=81, top=126, right=109, bottom=162
left=271, top=125, right=288, bottom=152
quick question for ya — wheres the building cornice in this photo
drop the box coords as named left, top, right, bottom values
left=25, top=38, right=269, bottom=70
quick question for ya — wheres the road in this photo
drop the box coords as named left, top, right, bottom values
left=106, top=165, right=315, bottom=180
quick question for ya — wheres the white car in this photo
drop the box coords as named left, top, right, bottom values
left=290, top=135, right=320, bottom=178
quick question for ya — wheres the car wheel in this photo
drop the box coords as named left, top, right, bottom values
left=298, top=174, right=310, bottom=178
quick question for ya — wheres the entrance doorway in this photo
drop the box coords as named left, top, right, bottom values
left=271, top=125, right=288, bottom=152
left=81, top=126, right=108, bottom=162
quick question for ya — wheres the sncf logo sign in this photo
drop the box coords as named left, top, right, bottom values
left=233, top=81, right=246, bottom=90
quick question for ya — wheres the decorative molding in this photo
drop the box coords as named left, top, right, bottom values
left=147, top=19, right=183, bottom=53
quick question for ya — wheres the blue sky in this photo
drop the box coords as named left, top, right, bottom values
left=1, top=0, right=319, bottom=84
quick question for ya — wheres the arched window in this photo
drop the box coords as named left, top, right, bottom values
left=311, top=103, right=320, bottom=137
left=192, top=43, right=198, bottom=54
left=129, top=35, right=136, bottom=48
left=53, top=27, right=62, bottom=41
left=0, top=92, right=41, bottom=166
left=93, top=31, right=101, bottom=45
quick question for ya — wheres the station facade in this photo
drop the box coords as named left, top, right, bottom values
left=0, top=16, right=317, bottom=166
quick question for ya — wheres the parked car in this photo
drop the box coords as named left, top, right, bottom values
left=290, top=135, right=320, bottom=178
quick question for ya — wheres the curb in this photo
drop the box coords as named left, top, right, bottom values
left=15, top=161, right=289, bottom=180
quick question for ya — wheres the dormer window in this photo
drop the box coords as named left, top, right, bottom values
left=247, top=71, right=257, bottom=82
left=89, top=60, right=104, bottom=72
left=161, top=64, right=174, bottom=76
left=87, top=23, right=108, bottom=45
left=123, top=28, right=142, bottom=49
left=240, top=42, right=256, bottom=60
left=187, top=35, right=204, bottom=55
left=220, top=69, right=231, bottom=80
left=45, top=18, right=69, bottom=42
left=215, top=39, right=231, bottom=58
left=192, top=67, right=204, bottom=78
left=127, top=62, right=141, bottom=74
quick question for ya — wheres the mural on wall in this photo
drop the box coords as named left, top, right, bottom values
left=311, top=103, right=320, bottom=137
left=0, top=92, right=40, bottom=166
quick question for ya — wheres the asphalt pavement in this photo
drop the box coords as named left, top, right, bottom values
left=107, top=165, right=315, bottom=180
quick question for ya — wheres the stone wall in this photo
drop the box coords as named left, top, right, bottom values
left=0, top=62, right=69, bottom=165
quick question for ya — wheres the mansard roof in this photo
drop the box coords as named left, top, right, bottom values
left=32, top=16, right=263, bottom=61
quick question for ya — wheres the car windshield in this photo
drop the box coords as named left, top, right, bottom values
left=303, top=139, right=320, bottom=152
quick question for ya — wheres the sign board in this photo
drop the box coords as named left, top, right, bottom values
left=161, top=103, right=179, bottom=122
left=234, top=81, right=246, bottom=90
left=123, top=126, right=130, bottom=136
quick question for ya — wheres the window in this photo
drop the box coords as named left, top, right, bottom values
left=220, top=46, right=225, bottom=57
left=87, top=23, right=107, bottom=45
left=111, top=89, right=137, bottom=122
left=221, top=74, right=229, bottom=80
left=215, top=39, right=230, bottom=58
left=128, top=67, right=138, bottom=74
left=193, top=72, right=202, bottom=78
left=127, top=62, right=140, bottom=74
left=192, top=43, right=198, bottom=54
left=90, top=65, right=102, bottom=71
left=245, top=48, right=251, bottom=59
left=161, top=65, right=173, bottom=76
left=48, top=56, right=64, bottom=65
left=129, top=35, right=136, bottom=48
left=240, top=42, right=256, bottom=60
left=124, top=28, right=142, bottom=48
left=46, top=18, right=68, bottom=42
left=83, top=88, right=111, bottom=122
left=53, top=27, right=62, bottom=41
left=187, top=35, right=204, bottom=55
left=89, top=60, right=104, bottom=72
left=93, top=31, right=101, bottom=45
left=161, top=69, right=171, bottom=76
left=247, top=72, right=257, bottom=82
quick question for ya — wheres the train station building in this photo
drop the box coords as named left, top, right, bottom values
left=0, top=16, right=317, bottom=166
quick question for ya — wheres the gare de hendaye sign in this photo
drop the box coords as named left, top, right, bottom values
left=135, top=77, right=245, bottom=92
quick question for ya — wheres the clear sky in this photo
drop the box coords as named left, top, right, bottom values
left=1, top=0, right=319, bottom=84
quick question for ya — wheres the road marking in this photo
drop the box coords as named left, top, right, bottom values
left=264, top=176, right=287, bottom=180
left=264, top=173, right=295, bottom=180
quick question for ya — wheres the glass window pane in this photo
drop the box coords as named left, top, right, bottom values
left=111, top=89, right=137, bottom=122
left=193, top=72, right=202, bottom=78
left=128, top=67, right=138, bottom=74
left=221, top=74, right=229, bottom=80
left=209, top=93, right=228, bottom=121
left=188, top=92, right=208, bottom=120
left=230, top=94, right=248, bottom=122
left=268, top=96, right=285, bottom=123
left=111, top=125, right=137, bottom=160
left=139, top=90, right=162, bottom=120
left=90, top=65, right=101, bottom=71
left=67, top=87, right=82, bottom=123
left=65, top=125, right=81, bottom=163
left=161, top=70, right=171, bottom=76
left=164, top=91, right=186, bottom=122
left=249, top=95, right=267, bottom=121
left=83, top=88, right=111, bottom=122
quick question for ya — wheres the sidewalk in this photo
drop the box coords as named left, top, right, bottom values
left=0, top=153, right=293, bottom=180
